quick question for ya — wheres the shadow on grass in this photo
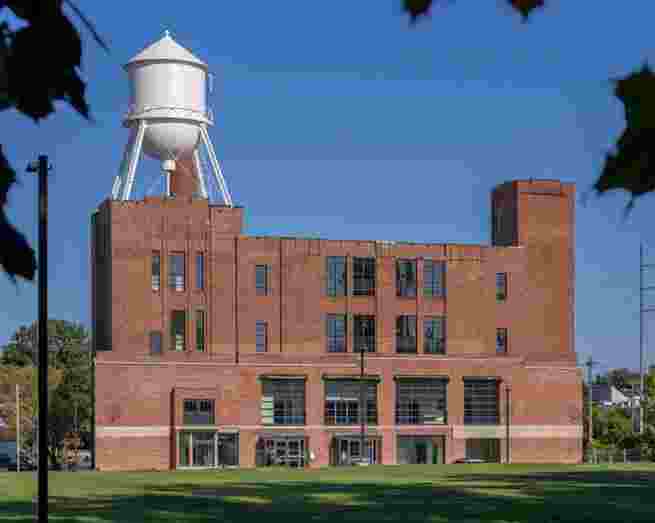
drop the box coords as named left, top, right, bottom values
left=1, top=468, right=655, bottom=522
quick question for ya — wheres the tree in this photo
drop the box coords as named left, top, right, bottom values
left=0, top=319, right=91, bottom=466
left=1, top=1, right=107, bottom=282
left=402, top=0, right=655, bottom=218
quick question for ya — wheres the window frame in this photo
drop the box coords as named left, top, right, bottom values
left=326, top=313, right=347, bottom=353
left=195, top=310, right=205, bottom=352
left=151, top=251, right=161, bottom=292
left=256, top=321, right=268, bottom=353
left=396, top=315, right=417, bottom=354
left=496, top=327, right=508, bottom=355
left=169, top=252, right=186, bottom=292
left=396, top=259, right=417, bottom=298
left=149, top=330, right=162, bottom=355
left=463, top=378, right=500, bottom=425
left=171, top=310, right=186, bottom=351
left=256, top=264, right=269, bottom=296
left=196, top=252, right=205, bottom=291
left=324, top=379, right=378, bottom=425
left=183, top=398, right=215, bottom=425
left=496, top=272, right=507, bottom=301
left=326, top=256, right=347, bottom=297
left=352, top=257, right=376, bottom=297
left=423, top=259, right=445, bottom=298
left=261, top=379, right=306, bottom=426
left=353, top=315, right=376, bottom=353
left=395, top=378, right=448, bottom=425
left=424, top=316, right=446, bottom=354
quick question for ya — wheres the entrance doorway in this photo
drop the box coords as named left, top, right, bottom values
left=397, top=436, right=445, bottom=465
left=331, top=437, right=380, bottom=465
left=256, top=436, right=307, bottom=467
left=177, top=431, right=240, bottom=468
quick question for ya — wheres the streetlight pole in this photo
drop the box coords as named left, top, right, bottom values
left=27, top=155, right=50, bottom=523
left=359, top=346, right=366, bottom=465
left=16, top=384, right=20, bottom=472
left=505, top=384, right=511, bottom=464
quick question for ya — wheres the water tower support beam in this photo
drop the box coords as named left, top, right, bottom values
left=193, top=150, right=209, bottom=199
left=112, top=134, right=135, bottom=199
left=121, top=121, right=147, bottom=201
left=200, top=125, right=233, bottom=207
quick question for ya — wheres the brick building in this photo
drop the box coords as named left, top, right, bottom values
left=92, top=176, right=583, bottom=471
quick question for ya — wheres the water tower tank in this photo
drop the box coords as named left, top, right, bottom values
left=124, top=30, right=209, bottom=163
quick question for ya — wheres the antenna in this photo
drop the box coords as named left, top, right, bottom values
left=639, top=242, right=655, bottom=434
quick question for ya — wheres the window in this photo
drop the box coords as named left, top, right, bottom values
left=396, top=315, right=417, bottom=353
left=326, top=256, right=347, bottom=297
left=183, top=399, right=215, bottom=425
left=424, top=260, right=445, bottom=298
left=169, top=252, right=185, bottom=292
left=353, top=257, right=376, bottom=296
left=196, top=310, right=205, bottom=352
left=324, top=380, right=377, bottom=425
left=496, top=273, right=507, bottom=301
left=261, top=379, right=305, bottom=425
left=171, top=310, right=186, bottom=351
left=396, top=378, right=447, bottom=425
left=397, top=259, right=417, bottom=297
left=353, top=315, right=375, bottom=353
left=464, top=378, right=499, bottom=425
left=256, top=321, right=268, bottom=353
left=466, top=439, right=500, bottom=463
left=496, top=328, right=508, bottom=354
left=256, top=265, right=269, bottom=296
left=327, top=314, right=347, bottom=353
left=196, top=252, right=205, bottom=290
left=151, top=251, right=161, bottom=291
left=493, top=206, right=504, bottom=244
left=424, top=317, right=446, bottom=354
left=149, top=331, right=162, bottom=355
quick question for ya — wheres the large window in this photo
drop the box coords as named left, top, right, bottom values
left=196, top=310, right=205, bottom=352
left=256, top=265, right=269, bottom=296
left=327, top=256, right=347, bottom=297
left=326, top=314, right=347, bottom=353
left=496, top=328, right=508, bottom=354
left=171, top=310, right=186, bottom=351
left=256, top=321, right=268, bottom=353
left=396, top=315, right=417, bottom=353
left=183, top=399, right=215, bottom=425
left=353, top=315, right=375, bottom=353
left=464, top=378, right=499, bottom=425
left=496, top=273, right=507, bottom=301
left=261, top=379, right=305, bottom=425
left=466, top=439, right=500, bottom=463
left=353, top=257, right=376, bottom=296
left=169, top=252, right=185, bottom=292
left=196, top=253, right=205, bottom=290
left=178, top=432, right=239, bottom=468
left=151, top=251, right=161, bottom=291
left=424, top=317, right=446, bottom=354
left=424, top=260, right=445, bottom=298
left=324, top=380, right=378, bottom=425
left=396, top=378, right=447, bottom=425
left=396, top=259, right=417, bottom=297
left=149, top=331, right=162, bottom=355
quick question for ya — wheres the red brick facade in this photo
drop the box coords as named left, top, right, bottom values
left=92, top=179, right=583, bottom=470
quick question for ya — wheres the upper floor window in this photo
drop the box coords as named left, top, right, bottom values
left=261, top=379, right=305, bottom=425
left=327, top=256, right=347, bottom=297
left=326, top=314, right=347, bottom=353
left=183, top=399, right=215, bottom=425
left=324, top=379, right=378, bottom=425
left=151, top=251, right=161, bottom=291
left=256, top=321, right=268, bottom=353
left=256, top=265, right=269, bottom=296
left=149, top=331, right=162, bottom=355
left=169, top=252, right=185, bottom=292
left=396, top=315, right=417, bottom=354
left=196, top=310, right=205, bottom=352
left=424, top=260, right=445, bottom=298
left=196, top=253, right=205, bottom=290
left=496, top=273, right=507, bottom=301
left=171, top=310, right=186, bottom=351
left=464, top=378, right=499, bottom=425
left=424, top=317, right=446, bottom=354
left=353, top=257, right=376, bottom=296
left=395, top=378, right=447, bottom=425
left=353, top=315, right=375, bottom=353
left=496, top=328, right=508, bottom=354
left=396, top=259, right=417, bottom=297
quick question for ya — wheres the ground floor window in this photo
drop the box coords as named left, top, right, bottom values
left=397, top=435, right=445, bottom=465
left=330, top=436, right=380, bottom=466
left=256, top=436, right=307, bottom=468
left=177, top=431, right=239, bottom=468
left=465, top=438, right=500, bottom=463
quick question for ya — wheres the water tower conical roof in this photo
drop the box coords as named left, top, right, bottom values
left=126, top=31, right=207, bottom=69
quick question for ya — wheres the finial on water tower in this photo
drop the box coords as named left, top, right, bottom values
left=164, top=29, right=170, bottom=38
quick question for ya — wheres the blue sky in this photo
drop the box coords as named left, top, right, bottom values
left=2, top=1, right=655, bottom=376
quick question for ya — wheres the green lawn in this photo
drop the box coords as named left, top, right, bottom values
left=2, top=464, right=655, bottom=522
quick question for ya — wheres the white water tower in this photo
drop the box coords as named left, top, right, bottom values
left=111, top=31, right=233, bottom=205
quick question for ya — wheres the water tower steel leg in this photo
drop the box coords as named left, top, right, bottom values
left=112, top=135, right=134, bottom=199
left=193, top=149, right=209, bottom=199
left=121, top=121, right=147, bottom=201
left=200, top=125, right=233, bottom=206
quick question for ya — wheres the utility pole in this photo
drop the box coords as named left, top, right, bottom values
left=27, top=155, right=50, bottom=523
left=16, top=384, right=20, bottom=472
left=639, top=243, right=655, bottom=434
left=585, top=356, right=598, bottom=463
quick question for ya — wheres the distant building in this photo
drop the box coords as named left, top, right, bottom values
left=591, top=384, right=633, bottom=408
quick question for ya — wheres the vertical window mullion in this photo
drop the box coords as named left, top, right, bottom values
left=196, top=310, right=205, bottom=352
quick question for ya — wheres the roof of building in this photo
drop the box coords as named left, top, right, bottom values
left=126, top=31, right=206, bottom=68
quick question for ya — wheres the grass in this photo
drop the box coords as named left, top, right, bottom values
left=1, top=464, right=655, bottom=522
